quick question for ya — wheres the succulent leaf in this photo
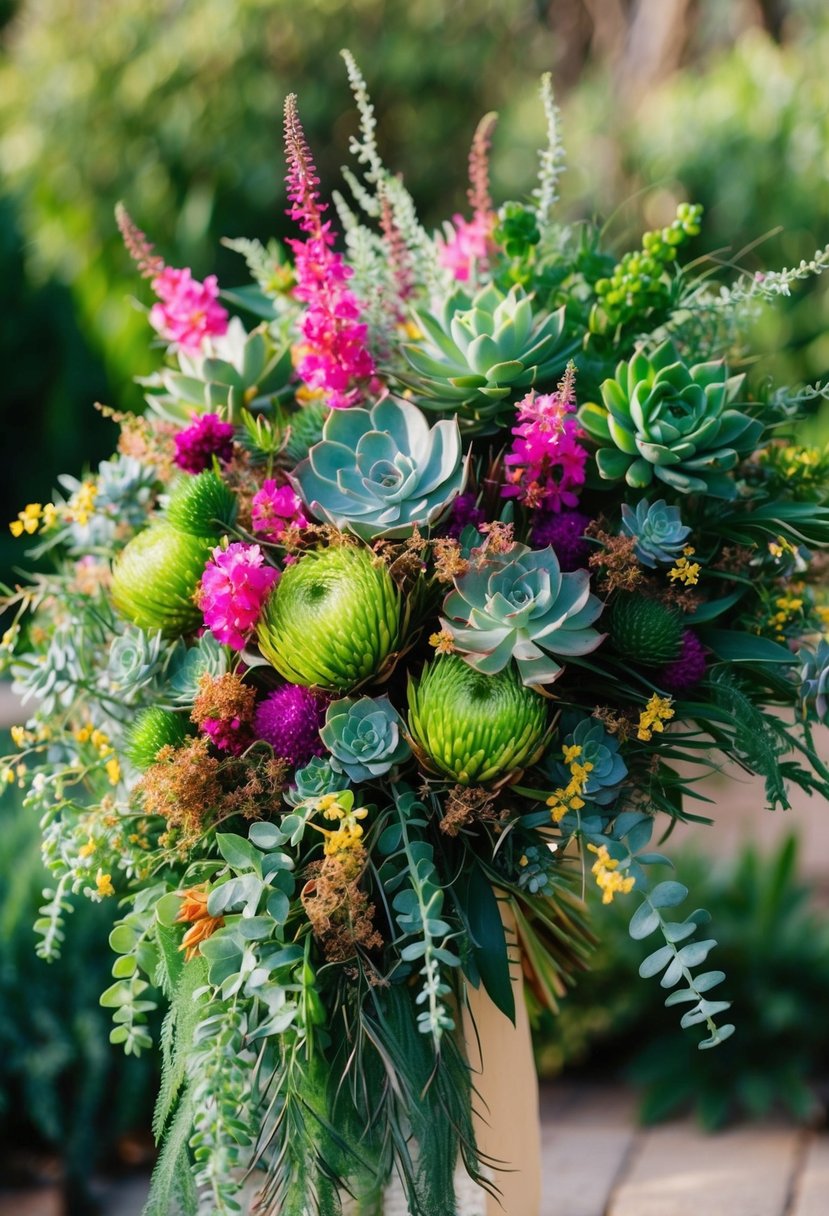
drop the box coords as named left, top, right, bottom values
left=620, top=499, right=692, bottom=568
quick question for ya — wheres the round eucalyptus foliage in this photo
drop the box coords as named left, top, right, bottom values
left=257, top=544, right=401, bottom=693
left=441, top=543, right=604, bottom=686
left=407, top=655, right=548, bottom=785
left=126, top=707, right=189, bottom=770
left=608, top=592, right=684, bottom=666
left=291, top=396, right=467, bottom=540
left=543, top=715, right=628, bottom=807
left=321, top=695, right=411, bottom=782
left=620, top=498, right=692, bottom=568
left=579, top=341, right=762, bottom=497
left=111, top=523, right=214, bottom=637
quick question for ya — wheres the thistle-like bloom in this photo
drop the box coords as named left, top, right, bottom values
left=251, top=479, right=308, bottom=542
left=292, top=395, right=467, bottom=540
left=530, top=509, right=592, bottom=571
left=254, top=684, right=328, bottom=767
left=200, top=542, right=279, bottom=650
left=321, top=695, right=411, bottom=782
left=284, top=93, right=375, bottom=408
left=441, top=543, right=604, bottom=686
left=174, top=413, right=235, bottom=474
left=620, top=499, right=692, bottom=567
left=502, top=367, right=588, bottom=512
left=659, top=629, right=707, bottom=693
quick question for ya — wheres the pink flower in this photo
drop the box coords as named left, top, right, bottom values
left=283, top=95, right=376, bottom=409
left=149, top=266, right=228, bottom=354
left=251, top=479, right=307, bottom=542
left=200, top=543, right=278, bottom=650
left=201, top=716, right=253, bottom=756
left=174, top=413, right=235, bottom=474
left=502, top=366, right=589, bottom=513
left=437, top=212, right=495, bottom=283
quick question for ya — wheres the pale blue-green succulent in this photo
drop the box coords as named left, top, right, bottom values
left=402, top=283, right=572, bottom=433
left=580, top=341, right=762, bottom=497
left=542, top=715, right=627, bottom=807
left=320, top=695, right=411, bottom=782
left=620, top=498, right=692, bottom=567
left=441, top=543, right=604, bottom=686
left=799, top=639, right=829, bottom=724
left=291, top=396, right=467, bottom=540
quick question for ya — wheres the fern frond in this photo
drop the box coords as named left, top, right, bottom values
left=142, top=1085, right=198, bottom=1216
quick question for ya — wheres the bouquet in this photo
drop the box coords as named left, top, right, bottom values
left=3, top=53, right=829, bottom=1215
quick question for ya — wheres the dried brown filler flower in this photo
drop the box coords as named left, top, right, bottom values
left=440, top=784, right=500, bottom=836
left=191, top=671, right=257, bottom=729
left=432, top=536, right=470, bottom=584
left=220, top=755, right=290, bottom=820
left=301, top=845, right=383, bottom=963
left=587, top=529, right=644, bottom=593
left=136, top=737, right=222, bottom=842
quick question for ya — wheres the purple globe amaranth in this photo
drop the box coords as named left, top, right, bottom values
left=530, top=509, right=593, bottom=571
left=659, top=630, right=707, bottom=693
left=254, top=684, right=329, bottom=767
left=441, top=542, right=604, bottom=687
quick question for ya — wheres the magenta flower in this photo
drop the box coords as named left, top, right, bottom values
left=200, top=543, right=279, bottom=650
left=254, top=684, right=328, bottom=767
left=251, top=479, right=308, bottom=542
left=201, top=716, right=253, bottom=756
left=660, top=630, right=707, bottom=694
left=283, top=94, right=376, bottom=409
left=502, top=367, right=588, bottom=513
left=149, top=266, right=228, bottom=354
left=437, top=212, right=494, bottom=283
left=174, top=413, right=235, bottom=474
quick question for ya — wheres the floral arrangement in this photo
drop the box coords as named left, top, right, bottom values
left=3, top=53, right=829, bottom=1216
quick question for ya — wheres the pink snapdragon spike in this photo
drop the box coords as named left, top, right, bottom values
left=283, top=94, right=376, bottom=409
left=174, top=413, right=235, bottom=474
left=437, top=113, right=498, bottom=283
left=115, top=202, right=228, bottom=354
left=251, top=479, right=308, bottom=542
left=200, top=543, right=279, bottom=650
left=502, top=364, right=588, bottom=513
left=254, top=684, right=328, bottom=767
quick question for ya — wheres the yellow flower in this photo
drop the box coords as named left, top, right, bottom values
left=75, top=725, right=92, bottom=744
left=3, top=767, right=15, bottom=784
left=587, top=843, right=635, bottom=905
left=668, top=555, right=701, bottom=587
left=66, top=481, right=98, bottom=527
left=10, top=725, right=30, bottom=749
left=562, top=743, right=582, bottom=765
left=429, top=629, right=456, bottom=655
left=95, top=869, right=115, bottom=898
left=637, top=693, right=674, bottom=742
left=105, top=758, right=121, bottom=786
left=9, top=503, right=43, bottom=537
left=79, top=839, right=96, bottom=858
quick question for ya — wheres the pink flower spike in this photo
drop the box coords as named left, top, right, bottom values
left=437, top=212, right=495, bottom=283
left=149, top=266, right=228, bottom=354
left=501, top=363, right=588, bottom=513
left=200, top=543, right=279, bottom=650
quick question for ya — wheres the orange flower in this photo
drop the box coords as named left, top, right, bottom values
left=176, top=884, right=224, bottom=962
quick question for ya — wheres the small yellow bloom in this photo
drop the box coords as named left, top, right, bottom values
left=3, top=767, right=15, bottom=784
left=9, top=503, right=43, bottom=537
left=637, top=693, right=675, bottom=742
left=75, top=725, right=92, bottom=744
left=105, top=758, right=121, bottom=786
left=429, top=629, right=456, bottom=655
left=562, top=743, right=582, bottom=765
left=95, top=869, right=115, bottom=898
left=10, top=725, right=29, bottom=749
left=587, top=843, right=636, bottom=905
left=66, top=481, right=98, bottom=527
left=79, top=839, right=96, bottom=858
left=668, top=556, right=701, bottom=587
left=519, top=854, right=529, bottom=867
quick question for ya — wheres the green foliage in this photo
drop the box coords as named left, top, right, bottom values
left=536, top=836, right=829, bottom=1128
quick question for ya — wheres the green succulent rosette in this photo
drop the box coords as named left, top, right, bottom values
left=407, top=655, right=548, bottom=785
left=441, top=543, right=604, bottom=686
left=402, top=283, right=572, bottom=433
left=111, top=523, right=215, bottom=636
left=257, top=544, right=402, bottom=693
left=291, top=396, right=467, bottom=540
left=579, top=340, right=762, bottom=496
left=620, top=498, right=691, bottom=567
left=320, top=694, right=411, bottom=782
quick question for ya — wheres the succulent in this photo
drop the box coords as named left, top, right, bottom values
left=291, top=396, right=467, bottom=541
left=108, top=626, right=166, bottom=701
left=11, top=625, right=83, bottom=716
left=165, top=632, right=229, bottom=705
left=799, top=639, right=829, bottom=723
left=620, top=498, right=692, bottom=567
left=257, top=545, right=402, bottom=693
left=441, top=543, right=604, bottom=686
left=608, top=593, right=684, bottom=666
left=402, top=283, right=572, bottom=433
left=140, top=318, right=293, bottom=424
left=542, top=715, right=627, bottom=807
left=579, top=341, right=762, bottom=496
left=59, top=456, right=157, bottom=551
left=111, top=524, right=214, bottom=637
left=320, top=695, right=411, bottom=782
left=166, top=470, right=237, bottom=536
left=407, top=655, right=548, bottom=785
left=126, top=707, right=189, bottom=769
left=284, top=755, right=350, bottom=807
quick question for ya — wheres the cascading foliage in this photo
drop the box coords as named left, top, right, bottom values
left=3, top=52, right=829, bottom=1216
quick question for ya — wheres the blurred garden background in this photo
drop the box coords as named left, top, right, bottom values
left=1, top=0, right=828, bottom=1211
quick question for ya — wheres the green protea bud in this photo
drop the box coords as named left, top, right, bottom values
left=257, top=545, right=402, bottom=693
left=126, top=706, right=189, bottom=770
left=111, top=524, right=214, bottom=637
left=166, top=470, right=237, bottom=536
left=608, top=593, right=683, bottom=666
left=407, top=655, right=548, bottom=785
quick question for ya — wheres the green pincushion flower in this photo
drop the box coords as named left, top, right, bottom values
left=111, top=524, right=214, bottom=636
left=579, top=341, right=762, bottom=496
left=291, top=396, right=467, bottom=540
left=257, top=545, right=402, bottom=693
left=441, top=543, right=604, bottom=686
left=608, top=593, right=683, bottom=666
left=407, top=656, right=548, bottom=785
left=166, top=469, right=237, bottom=536
left=321, top=695, right=411, bottom=782
left=126, top=707, right=189, bottom=770
left=402, top=283, right=571, bottom=433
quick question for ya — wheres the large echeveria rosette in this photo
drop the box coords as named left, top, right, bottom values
left=291, top=396, right=467, bottom=540
left=401, top=283, right=572, bottom=433
left=257, top=544, right=402, bottom=693
left=407, top=655, right=548, bottom=785
left=579, top=341, right=762, bottom=496
left=441, top=543, right=604, bottom=686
